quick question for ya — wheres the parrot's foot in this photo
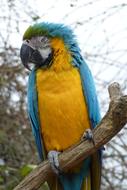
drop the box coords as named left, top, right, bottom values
left=81, top=129, right=95, bottom=145
left=47, top=150, right=62, bottom=175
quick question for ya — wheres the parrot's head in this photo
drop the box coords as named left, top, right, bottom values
left=20, top=22, right=78, bottom=70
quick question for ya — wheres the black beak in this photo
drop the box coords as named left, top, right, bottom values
left=20, top=44, right=53, bottom=70
left=20, top=43, right=45, bottom=70
left=20, top=44, right=35, bottom=70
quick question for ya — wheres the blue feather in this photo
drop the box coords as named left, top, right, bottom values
left=27, top=69, right=44, bottom=160
left=69, top=37, right=102, bottom=189
left=63, top=29, right=101, bottom=127
left=59, top=158, right=91, bottom=190
left=79, top=60, right=101, bottom=128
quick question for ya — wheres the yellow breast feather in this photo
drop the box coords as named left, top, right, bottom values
left=36, top=38, right=90, bottom=152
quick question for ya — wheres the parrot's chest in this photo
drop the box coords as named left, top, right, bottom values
left=36, top=68, right=90, bottom=152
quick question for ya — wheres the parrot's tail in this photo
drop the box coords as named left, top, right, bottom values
left=47, top=175, right=63, bottom=190
left=47, top=170, right=91, bottom=190
left=81, top=173, right=91, bottom=190
left=47, top=175, right=91, bottom=190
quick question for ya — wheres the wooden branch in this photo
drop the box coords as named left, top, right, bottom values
left=14, top=82, right=127, bottom=190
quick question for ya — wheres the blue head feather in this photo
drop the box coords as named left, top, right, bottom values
left=23, top=22, right=81, bottom=66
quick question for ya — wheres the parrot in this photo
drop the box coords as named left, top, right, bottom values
left=20, top=22, right=102, bottom=190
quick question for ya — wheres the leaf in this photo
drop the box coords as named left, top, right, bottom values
left=20, top=164, right=37, bottom=177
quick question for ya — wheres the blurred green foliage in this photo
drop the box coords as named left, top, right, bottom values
left=0, top=164, right=49, bottom=190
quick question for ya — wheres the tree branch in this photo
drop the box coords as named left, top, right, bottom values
left=14, top=82, right=127, bottom=190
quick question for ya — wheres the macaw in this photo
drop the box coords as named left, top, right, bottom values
left=20, top=22, right=102, bottom=190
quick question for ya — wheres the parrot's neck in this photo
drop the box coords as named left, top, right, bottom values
left=50, top=38, right=73, bottom=72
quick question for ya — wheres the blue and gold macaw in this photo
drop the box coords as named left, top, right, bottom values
left=20, top=22, right=102, bottom=190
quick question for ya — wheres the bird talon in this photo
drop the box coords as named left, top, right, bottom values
left=48, top=150, right=62, bottom=175
left=81, top=129, right=95, bottom=145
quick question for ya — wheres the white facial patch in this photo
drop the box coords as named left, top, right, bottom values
left=23, top=36, right=52, bottom=61
left=39, top=47, right=52, bottom=60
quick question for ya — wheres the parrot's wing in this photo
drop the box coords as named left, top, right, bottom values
left=77, top=55, right=102, bottom=189
left=79, top=58, right=101, bottom=128
left=71, top=43, right=101, bottom=127
left=27, top=69, right=44, bottom=160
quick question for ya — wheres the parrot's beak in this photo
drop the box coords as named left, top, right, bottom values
left=20, top=43, right=46, bottom=70
left=20, top=43, right=53, bottom=70
left=20, top=44, right=34, bottom=70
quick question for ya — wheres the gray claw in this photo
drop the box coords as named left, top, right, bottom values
left=81, top=129, right=95, bottom=145
left=47, top=150, right=61, bottom=175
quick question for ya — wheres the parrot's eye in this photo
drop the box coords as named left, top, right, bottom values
left=26, top=39, right=30, bottom=43
left=41, top=37, right=45, bottom=42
